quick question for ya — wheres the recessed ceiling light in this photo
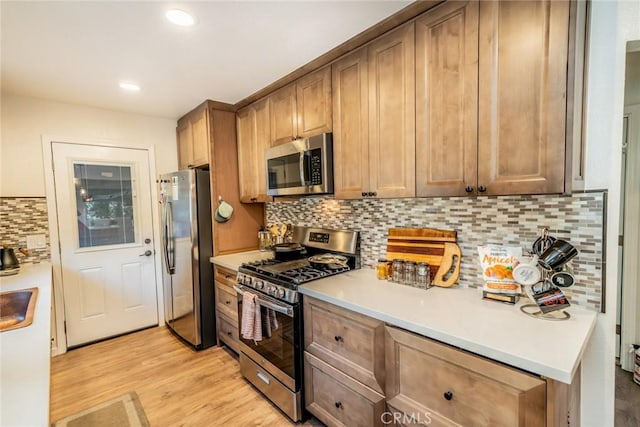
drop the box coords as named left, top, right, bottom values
left=119, top=82, right=141, bottom=92
left=166, top=9, right=195, bottom=27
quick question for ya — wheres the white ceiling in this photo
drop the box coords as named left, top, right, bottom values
left=1, top=1, right=412, bottom=119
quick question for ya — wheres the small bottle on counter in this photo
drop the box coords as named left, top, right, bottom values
left=416, top=262, right=431, bottom=289
left=404, top=261, right=416, bottom=286
left=376, top=258, right=389, bottom=280
left=392, top=259, right=404, bottom=283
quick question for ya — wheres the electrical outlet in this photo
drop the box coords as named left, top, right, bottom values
left=26, top=234, right=47, bottom=249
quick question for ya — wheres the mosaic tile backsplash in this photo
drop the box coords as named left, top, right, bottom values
left=0, top=197, right=50, bottom=264
left=266, top=192, right=606, bottom=312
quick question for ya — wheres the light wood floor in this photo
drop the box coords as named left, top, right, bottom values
left=51, top=326, right=318, bottom=426
left=615, top=364, right=640, bottom=427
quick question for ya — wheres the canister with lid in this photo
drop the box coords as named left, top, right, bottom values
left=416, top=262, right=431, bottom=289
left=376, top=258, right=389, bottom=280
left=403, top=261, right=416, bottom=286
left=392, top=259, right=404, bottom=283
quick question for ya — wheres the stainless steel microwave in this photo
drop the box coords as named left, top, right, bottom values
left=266, top=133, right=333, bottom=196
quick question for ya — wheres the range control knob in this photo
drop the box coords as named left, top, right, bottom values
left=277, top=288, right=286, bottom=298
left=254, top=280, right=263, bottom=289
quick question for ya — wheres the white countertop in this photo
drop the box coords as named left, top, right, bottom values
left=210, top=250, right=274, bottom=271
left=299, top=268, right=597, bottom=384
left=0, top=262, right=52, bottom=427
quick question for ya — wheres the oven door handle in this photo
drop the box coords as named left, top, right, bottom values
left=233, top=285, right=294, bottom=317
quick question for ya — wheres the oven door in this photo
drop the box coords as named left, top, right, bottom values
left=234, top=284, right=302, bottom=391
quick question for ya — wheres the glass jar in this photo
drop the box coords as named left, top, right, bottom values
left=258, top=230, right=272, bottom=251
left=404, top=261, right=416, bottom=286
left=392, top=259, right=404, bottom=283
left=376, top=258, right=389, bottom=280
left=416, top=262, right=431, bottom=289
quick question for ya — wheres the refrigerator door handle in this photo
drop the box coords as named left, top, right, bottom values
left=165, top=201, right=176, bottom=274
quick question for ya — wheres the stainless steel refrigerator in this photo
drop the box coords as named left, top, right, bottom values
left=160, top=169, right=216, bottom=349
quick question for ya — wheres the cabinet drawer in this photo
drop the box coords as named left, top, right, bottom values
left=214, top=266, right=237, bottom=288
left=385, top=326, right=546, bottom=427
left=304, top=352, right=385, bottom=427
left=218, top=313, right=239, bottom=353
left=240, top=352, right=301, bottom=421
left=303, top=297, right=385, bottom=393
left=215, top=281, right=238, bottom=320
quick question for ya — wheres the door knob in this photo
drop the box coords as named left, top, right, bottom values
left=139, top=250, right=153, bottom=257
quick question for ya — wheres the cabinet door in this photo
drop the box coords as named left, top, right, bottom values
left=270, top=83, right=297, bottom=145
left=237, top=99, right=272, bottom=203
left=332, top=47, right=370, bottom=199
left=415, top=1, right=478, bottom=197
left=254, top=98, right=272, bottom=201
left=236, top=106, right=258, bottom=202
left=296, top=66, right=332, bottom=138
left=478, top=0, right=569, bottom=195
left=368, top=22, right=416, bottom=198
left=177, top=120, right=192, bottom=170
left=385, top=325, right=546, bottom=426
left=190, top=108, right=210, bottom=167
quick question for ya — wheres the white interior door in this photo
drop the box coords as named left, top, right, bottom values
left=621, top=104, right=640, bottom=371
left=52, top=142, right=158, bottom=347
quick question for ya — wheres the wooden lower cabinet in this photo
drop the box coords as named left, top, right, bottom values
left=304, top=352, right=385, bottom=427
left=218, top=312, right=239, bottom=353
left=214, top=266, right=239, bottom=352
left=303, top=296, right=385, bottom=394
left=385, top=325, right=546, bottom=426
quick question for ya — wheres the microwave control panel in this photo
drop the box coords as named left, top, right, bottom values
left=309, top=149, right=322, bottom=185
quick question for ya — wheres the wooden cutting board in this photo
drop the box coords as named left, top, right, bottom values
left=386, top=228, right=462, bottom=287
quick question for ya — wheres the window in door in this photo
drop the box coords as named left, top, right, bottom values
left=73, top=163, right=137, bottom=248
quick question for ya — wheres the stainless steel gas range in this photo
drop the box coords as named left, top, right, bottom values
left=233, top=226, right=360, bottom=422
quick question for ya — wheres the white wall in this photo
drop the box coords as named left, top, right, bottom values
left=0, top=94, right=178, bottom=196
left=581, top=0, right=640, bottom=425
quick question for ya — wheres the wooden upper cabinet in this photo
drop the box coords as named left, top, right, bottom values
left=368, top=22, right=416, bottom=199
left=333, top=23, right=415, bottom=200
left=415, top=1, right=479, bottom=197
left=177, top=121, right=192, bottom=170
left=332, top=47, right=370, bottom=200
left=269, top=84, right=297, bottom=145
left=478, top=0, right=569, bottom=195
left=190, top=111, right=210, bottom=167
left=270, top=66, right=332, bottom=146
left=296, top=66, right=332, bottom=138
left=177, top=104, right=210, bottom=169
left=236, top=98, right=271, bottom=203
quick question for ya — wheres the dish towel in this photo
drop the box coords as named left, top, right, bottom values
left=260, top=309, right=279, bottom=339
left=241, top=291, right=262, bottom=343
left=269, top=309, right=279, bottom=331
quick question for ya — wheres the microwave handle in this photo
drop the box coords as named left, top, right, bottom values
left=299, top=152, right=307, bottom=186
